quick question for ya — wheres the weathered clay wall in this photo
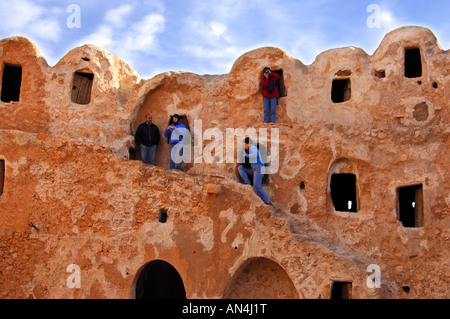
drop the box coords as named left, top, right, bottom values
left=0, top=130, right=372, bottom=299
left=0, top=37, right=50, bottom=133
left=0, top=25, right=448, bottom=299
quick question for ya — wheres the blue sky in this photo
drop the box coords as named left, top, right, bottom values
left=1, top=0, right=449, bottom=78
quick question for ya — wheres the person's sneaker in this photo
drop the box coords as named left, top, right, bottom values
left=265, top=201, right=273, bottom=206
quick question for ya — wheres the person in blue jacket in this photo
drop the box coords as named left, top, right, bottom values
left=238, top=137, right=272, bottom=205
left=164, top=114, right=187, bottom=171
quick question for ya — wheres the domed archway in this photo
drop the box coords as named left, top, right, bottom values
left=132, top=259, right=186, bottom=299
left=223, top=257, right=299, bottom=299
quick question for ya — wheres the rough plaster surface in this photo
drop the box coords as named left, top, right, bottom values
left=0, top=26, right=448, bottom=299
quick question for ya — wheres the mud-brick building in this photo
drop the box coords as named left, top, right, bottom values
left=0, top=26, right=448, bottom=298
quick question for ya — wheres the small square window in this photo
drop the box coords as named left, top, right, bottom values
left=330, top=173, right=358, bottom=212
left=397, top=184, right=424, bottom=227
left=331, top=79, right=351, bottom=103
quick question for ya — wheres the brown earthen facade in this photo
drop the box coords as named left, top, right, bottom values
left=0, top=26, right=448, bottom=299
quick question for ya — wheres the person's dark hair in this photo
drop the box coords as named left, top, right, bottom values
left=168, top=114, right=180, bottom=125
left=244, top=137, right=252, bottom=144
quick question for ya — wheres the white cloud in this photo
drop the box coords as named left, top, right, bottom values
left=209, top=22, right=228, bottom=39
left=77, top=5, right=165, bottom=66
left=126, top=13, right=165, bottom=52
left=81, top=25, right=114, bottom=49
left=0, top=0, right=62, bottom=42
left=104, top=4, right=133, bottom=28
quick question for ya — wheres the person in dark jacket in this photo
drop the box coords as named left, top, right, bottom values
left=134, top=114, right=160, bottom=165
left=261, top=67, right=280, bottom=123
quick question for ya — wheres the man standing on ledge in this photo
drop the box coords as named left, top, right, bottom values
left=261, top=67, right=280, bottom=123
left=135, top=114, right=160, bottom=165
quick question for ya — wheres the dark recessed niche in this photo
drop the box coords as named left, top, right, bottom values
left=330, top=173, right=358, bottom=212
left=1, top=64, right=22, bottom=103
left=135, top=260, right=186, bottom=299
left=374, top=70, right=386, bottom=78
left=158, top=208, right=168, bottom=223
left=331, top=79, right=351, bottom=103
left=331, top=281, right=352, bottom=299
left=405, top=48, right=422, bottom=78
left=397, top=184, right=424, bottom=227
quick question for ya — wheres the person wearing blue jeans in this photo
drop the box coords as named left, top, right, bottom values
left=238, top=137, right=272, bottom=205
left=140, top=144, right=157, bottom=165
left=263, top=97, right=278, bottom=123
left=261, top=67, right=280, bottom=123
left=134, top=114, right=160, bottom=165
left=164, top=114, right=187, bottom=171
left=168, top=143, right=183, bottom=170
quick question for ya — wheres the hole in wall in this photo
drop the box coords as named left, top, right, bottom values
left=158, top=209, right=168, bottom=223
left=397, top=184, right=424, bottom=227
left=331, top=79, right=351, bottom=103
left=1, top=64, right=22, bottom=103
left=330, top=173, right=358, bottom=212
left=331, top=281, right=352, bottom=299
left=402, top=286, right=411, bottom=294
left=374, top=70, right=386, bottom=78
left=405, top=48, right=422, bottom=78
left=432, top=82, right=438, bottom=89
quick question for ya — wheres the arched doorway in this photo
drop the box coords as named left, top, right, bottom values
left=133, top=260, right=186, bottom=299
left=223, top=257, right=299, bottom=299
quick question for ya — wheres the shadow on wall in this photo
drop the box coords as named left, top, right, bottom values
left=223, top=257, right=299, bottom=299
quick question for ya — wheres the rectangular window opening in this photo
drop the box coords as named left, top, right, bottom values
left=330, top=173, right=358, bottom=212
left=71, top=72, right=94, bottom=105
left=0, top=159, right=5, bottom=196
left=331, top=78, right=351, bottom=103
left=405, top=48, right=422, bottom=78
left=1, top=64, right=22, bottom=103
left=397, top=184, right=423, bottom=227
left=331, top=281, right=352, bottom=299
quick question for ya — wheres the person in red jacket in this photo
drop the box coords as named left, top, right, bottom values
left=261, top=67, right=279, bottom=123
